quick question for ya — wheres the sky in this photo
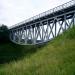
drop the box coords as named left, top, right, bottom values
left=0, top=0, right=70, bottom=27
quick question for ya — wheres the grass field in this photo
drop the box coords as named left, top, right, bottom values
left=0, top=26, right=75, bottom=75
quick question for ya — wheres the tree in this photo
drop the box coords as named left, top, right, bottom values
left=0, top=24, right=9, bottom=43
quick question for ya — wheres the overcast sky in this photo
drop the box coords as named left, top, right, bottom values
left=0, top=0, right=70, bottom=27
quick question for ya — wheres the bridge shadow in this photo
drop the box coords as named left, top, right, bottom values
left=0, top=41, right=46, bottom=64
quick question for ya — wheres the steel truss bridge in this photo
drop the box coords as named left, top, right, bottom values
left=9, top=0, right=75, bottom=45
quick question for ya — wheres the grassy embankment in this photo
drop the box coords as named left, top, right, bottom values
left=0, top=26, right=75, bottom=75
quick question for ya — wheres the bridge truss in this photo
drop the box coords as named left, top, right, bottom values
left=9, top=0, right=75, bottom=45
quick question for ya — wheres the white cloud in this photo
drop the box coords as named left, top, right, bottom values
left=0, top=0, right=70, bottom=27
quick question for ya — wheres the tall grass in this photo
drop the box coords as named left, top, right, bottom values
left=0, top=26, right=75, bottom=75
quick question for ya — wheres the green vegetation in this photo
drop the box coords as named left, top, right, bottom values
left=0, top=26, right=75, bottom=75
left=0, top=25, right=9, bottom=43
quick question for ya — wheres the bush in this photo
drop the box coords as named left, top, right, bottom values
left=0, top=24, right=9, bottom=43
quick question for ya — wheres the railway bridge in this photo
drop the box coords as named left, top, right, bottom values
left=9, top=0, right=75, bottom=45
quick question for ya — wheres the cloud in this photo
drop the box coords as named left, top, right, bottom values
left=0, top=0, right=70, bottom=27
left=0, top=0, right=35, bottom=26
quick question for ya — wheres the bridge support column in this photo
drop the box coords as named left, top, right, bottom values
left=13, top=31, right=16, bottom=42
left=32, top=26, right=36, bottom=44
left=18, top=30, right=21, bottom=44
left=25, top=26, right=28, bottom=44
left=55, top=21, right=57, bottom=37
left=41, top=22, right=44, bottom=42
left=64, top=15, right=67, bottom=30
left=30, top=25, right=33, bottom=42
left=43, top=21, right=49, bottom=41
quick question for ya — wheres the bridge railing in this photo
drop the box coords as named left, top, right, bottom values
left=9, top=0, right=75, bottom=29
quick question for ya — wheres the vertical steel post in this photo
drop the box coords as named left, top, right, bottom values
left=55, top=20, right=57, bottom=37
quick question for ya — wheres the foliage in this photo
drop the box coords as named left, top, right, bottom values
left=0, top=24, right=9, bottom=43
